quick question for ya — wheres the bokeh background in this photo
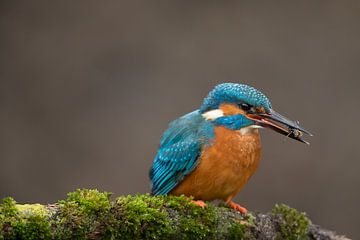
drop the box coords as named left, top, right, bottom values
left=1, top=1, right=359, bottom=238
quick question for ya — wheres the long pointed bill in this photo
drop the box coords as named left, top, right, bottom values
left=247, top=109, right=312, bottom=144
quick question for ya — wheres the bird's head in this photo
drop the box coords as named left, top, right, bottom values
left=200, top=83, right=311, bottom=144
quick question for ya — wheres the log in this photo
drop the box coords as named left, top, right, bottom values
left=0, top=189, right=349, bottom=240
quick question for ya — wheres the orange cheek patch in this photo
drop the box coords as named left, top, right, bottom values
left=256, top=106, right=266, bottom=114
left=219, top=103, right=246, bottom=116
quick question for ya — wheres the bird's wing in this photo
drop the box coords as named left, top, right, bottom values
left=150, top=139, right=201, bottom=195
left=150, top=110, right=206, bottom=195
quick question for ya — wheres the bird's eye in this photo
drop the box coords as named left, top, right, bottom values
left=239, top=103, right=252, bottom=112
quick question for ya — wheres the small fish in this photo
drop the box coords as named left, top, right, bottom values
left=289, top=127, right=303, bottom=138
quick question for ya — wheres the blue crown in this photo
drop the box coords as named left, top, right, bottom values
left=199, top=83, right=272, bottom=113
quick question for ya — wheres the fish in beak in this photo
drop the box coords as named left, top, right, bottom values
left=247, top=109, right=312, bottom=144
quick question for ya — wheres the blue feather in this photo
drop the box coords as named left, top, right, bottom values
left=200, top=83, right=272, bottom=113
left=214, top=114, right=254, bottom=130
left=150, top=110, right=214, bottom=195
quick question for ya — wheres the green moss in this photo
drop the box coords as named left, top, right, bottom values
left=272, top=204, right=311, bottom=240
left=0, top=197, right=18, bottom=240
left=115, top=194, right=225, bottom=239
left=0, top=192, right=250, bottom=239
left=116, top=194, right=174, bottom=239
left=0, top=197, right=51, bottom=240
left=2, top=190, right=314, bottom=239
left=54, top=189, right=113, bottom=239
left=0, top=197, right=18, bottom=217
left=214, top=205, right=253, bottom=240
left=244, top=212, right=255, bottom=227
left=64, top=189, right=112, bottom=214
left=227, top=222, right=246, bottom=240
left=16, top=204, right=47, bottom=216
left=11, top=214, right=51, bottom=240
left=175, top=199, right=218, bottom=239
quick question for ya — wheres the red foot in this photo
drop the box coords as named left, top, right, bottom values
left=227, top=201, right=247, bottom=214
left=191, top=200, right=206, bottom=208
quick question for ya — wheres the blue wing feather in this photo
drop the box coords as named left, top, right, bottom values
left=150, top=110, right=214, bottom=195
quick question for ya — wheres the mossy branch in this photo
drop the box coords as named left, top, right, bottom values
left=0, top=189, right=348, bottom=240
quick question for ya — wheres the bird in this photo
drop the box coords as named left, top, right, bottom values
left=149, top=83, right=311, bottom=214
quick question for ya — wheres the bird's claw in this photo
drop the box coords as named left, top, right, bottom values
left=191, top=200, right=206, bottom=208
left=227, top=201, right=247, bottom=214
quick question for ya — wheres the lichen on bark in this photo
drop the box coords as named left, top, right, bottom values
left=0, top=189, right=348, bottom=240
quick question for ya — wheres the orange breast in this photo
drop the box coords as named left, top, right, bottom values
left=171, top=126, right=261, bottom=202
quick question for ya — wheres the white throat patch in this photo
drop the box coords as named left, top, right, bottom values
left=239, top=125, right=262, bottom=135
left=202, top=109, right=224, bottom=120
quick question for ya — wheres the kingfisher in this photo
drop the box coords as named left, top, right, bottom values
left=149, top=83, right=311, bottom=214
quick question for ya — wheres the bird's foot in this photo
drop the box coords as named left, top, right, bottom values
left=227, top=201, right=247, bottom=214
left=191, top=200, right=206, bottom=208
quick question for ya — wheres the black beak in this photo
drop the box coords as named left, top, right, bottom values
left=247, top=109, right=312, bottom=144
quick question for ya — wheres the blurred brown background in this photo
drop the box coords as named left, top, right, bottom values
left=1, top=1, right=359, bottom=238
